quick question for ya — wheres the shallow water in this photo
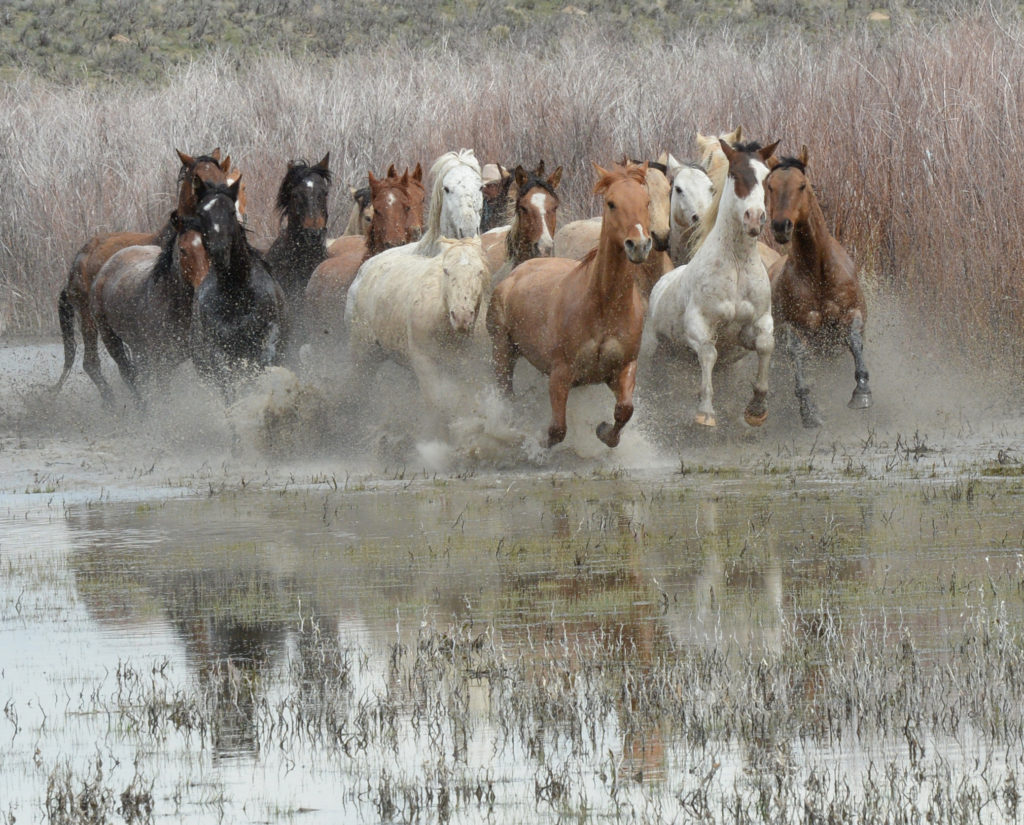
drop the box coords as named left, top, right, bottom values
left=3, top=469, right=1024, bottom=824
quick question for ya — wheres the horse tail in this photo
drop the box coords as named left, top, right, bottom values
left=53, top=286, right=77, bottom=394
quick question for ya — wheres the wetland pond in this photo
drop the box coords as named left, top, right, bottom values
left=4, top=468, right=1024, bottom=825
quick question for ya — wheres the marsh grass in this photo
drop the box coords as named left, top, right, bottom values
left=2, top=4, right=1024, bottom=377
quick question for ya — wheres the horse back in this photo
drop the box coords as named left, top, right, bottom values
left=90, top=245, right=162, bottom=339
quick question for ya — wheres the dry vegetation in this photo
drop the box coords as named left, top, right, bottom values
left=1, top=3, right=1023, bottom=374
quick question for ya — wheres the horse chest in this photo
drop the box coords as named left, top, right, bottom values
left=572, top=335, right=628, bottom=382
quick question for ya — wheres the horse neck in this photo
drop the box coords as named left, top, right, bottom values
left=505, top=210, right=529, bottom=265
left=789, top=194, right=831, bottom=275
left=591, top=233, right=638, bottom=306
left=213, top=230, right=253, bottom=290
left=706, top=193, right=759, bottom=265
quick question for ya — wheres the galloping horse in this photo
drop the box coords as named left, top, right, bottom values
left=190, top=179, right=288, bottom=400
left=487, top=162, right=652, bottom=448
left=345, top=237, right=492, bottom=426
left=89, top=211, right=210, bottom=404
left=648, top=140, right=779, bottom=428
left=305, top=166, right=424, bottom=345
left=330, top=163, right=424, bottom=252
left=54, top=149, right=233, bottom=404
left=480, top=161, right=562, bottom=280
left=263, top=154, right=331, bottom=307
left=665, top=160, right=714, bottom=267
left=764, top=146, right=872, bottom=426
left=415, top=149, right=483, bottom=256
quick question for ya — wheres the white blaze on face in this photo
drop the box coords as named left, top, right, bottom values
left=203, top=200, right=215, bottom=212
left=634, top=223, right=649, bottom=241
left=529, top=191, right=553, bottom=248
left=386, top=192, right=396, bottom=208
left=191, top=236, right=202, bottom=247
left=305, top=179, right=314, bottom=189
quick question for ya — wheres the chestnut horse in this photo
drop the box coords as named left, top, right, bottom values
left=190, top=179, right=288, bottom=400
left=305, top=166, right=425, bottom=346
left=648, top=140, right=779, bottom=428
left=53, top=149, right=233, bottom=405
left=480, top=161, right=562, bottom=281
left=487, top=162, right=652, bottom=448
left=89, top=211, right=210, bottom=404
left=330, top=163, right=424, bottom=252
left=263, top=154, right=332, bottom=308
left=765, top=146, right=872, bottom=427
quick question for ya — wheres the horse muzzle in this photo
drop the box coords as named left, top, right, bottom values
left=624, top=236, right=653, bottom=264
left=651, top=231, right=670, bottom=253
left=744, top=208, right=766, bottom=238
left=772, top=219, right=793, bottom=244
left=449, top=307, right=477, bottom=333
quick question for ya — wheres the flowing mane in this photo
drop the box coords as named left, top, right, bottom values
left=416, top=149, right=481, bottom=256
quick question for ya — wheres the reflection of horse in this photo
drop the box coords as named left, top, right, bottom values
left=765, top=146, right=872, bottom=426
left=480, top=162, right=562, bottom=280
left=190, top=179, right=287, bottom=399
left=263, top=154, right=332, bottom=308
left=88, top=212, right=209, bottom=404
left=305, top=167, right=425, bottom=346
left=346, top=237, right=491, bottom=425
left=487, top=162, right=651, bottom=448
left=54, top=149, right=233, bottom=405
left=648, top=140, right=778, bottom=428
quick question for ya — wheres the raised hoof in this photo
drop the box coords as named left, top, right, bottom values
left=848, top=390, right=873, bottom=410
left=694, top=412, right=717, bottom=428
left=744, top=408, right=768, bottom=427
left=596, top=421, right=620, bottom=448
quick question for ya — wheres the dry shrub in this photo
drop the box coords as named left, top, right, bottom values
left=1, top=8, right=1023, bottom=372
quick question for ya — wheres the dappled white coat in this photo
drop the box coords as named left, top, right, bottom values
left=667, top=163, right=714, bottom=267
left=648, top=150, right=774, bottom=426
left=346, top=237, right=492, bottom=419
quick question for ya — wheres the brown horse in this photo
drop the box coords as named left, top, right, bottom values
left=480, top=161, right=562, bottom=280
left=480, top=163, right=514, bottom=232
left=765, top=146, right=872, bottom=427
left=54, top=149, right=233, bottom=405
left=331, top=163, right=424, bottom=250
left=487, top=162, right=652, bottom=448
left=305, top=166, right=425, bottom=345
left=89, top=210, right=210, bottom=404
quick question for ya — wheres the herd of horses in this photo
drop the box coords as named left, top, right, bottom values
left=50, top=129, right=873, bottom=449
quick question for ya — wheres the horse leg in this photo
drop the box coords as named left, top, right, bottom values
left=81, top=312, right=116, bottom=408
left=846, top=314, right=873, bottom=409
left=491, top=330, right=518, bottom=398
left=596, top=360, right=636, bottom=448
left=52, top=288, right=77, bottom=394
left=744, top=315, right=774, bottom=427
left=784, top=325, right=822, bottom=428
left=694, top=340, right=718, bottom=427
left=545, top=364, right=571, bottom=447
left=96, top=319, right=141, bottom=408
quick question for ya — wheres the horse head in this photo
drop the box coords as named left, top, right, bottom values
left=169, top=210, right=209, bottom=289
left=434, top=150, right=483, bottom=241
left=671, top=164, right=714, bottom=230
left=193, top=177, right=243, bottom=268
left=367, top=167, right=414, bottom=252
left=512, top=161, right=561, bottom=258
left=720, top=140, right=779, bottom=238
left=764, top=145, right=811, bottom=245
left=644, top=156, right=673, bottom=252
left=438, top=237, right=490, bottom=333
left=175, top=148, right=231, bottom=218
left=696, top=126, right=743, bottom=184
left=406, top=163, right=425, bottom=241
left=593, top=162, right=652, bottom=264
left=277, top=153, right=331, bottom=232
left=481, top=164, right=514, bottom=232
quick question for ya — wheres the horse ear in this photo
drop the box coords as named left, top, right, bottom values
left=500, top=164, right=511, bottom=180
left=412, top=162, right=423, bottom=182
left=387, top=163, right=397, bottom=178
left=317, top=152, right=331, bottom=171
left=591, top=162, right=610, bottom=193
left=400, top=168, right=409, bottom=185
left=228, top=175, right=241, bottom=203
left=666, top=153, right=683, bottom=179
left=548, top=166, right=563, bottom=188
left=758, top=141, right=781, bottom=163
left=534, top=160, right=545, bottom=178
left=726, top=126, right=742, bottom=143
left=210, top=148, right=222, bottom=162
left=799, top=144, right=809, bottom=166
left=719, top=139, right=738, bottom=162
left=514, top=165, right=528, bottom=189
left=656, top=150, right=669, bottom=166
left=176, top=149, right=195, bottom=168
left=368, top=170, right=380, bottom=191
left=220, top=154, right=232, bottom=173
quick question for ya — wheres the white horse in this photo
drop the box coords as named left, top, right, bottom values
left=665, top=157, right=714, bottom=267
left=415, top=149, right=483, bottom=256
left=345, top=237, right=492, bottom=426
left=648, top=139, right=779, bottom=428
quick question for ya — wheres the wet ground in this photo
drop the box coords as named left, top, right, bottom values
left=2, top=318, right=1024, bottom=823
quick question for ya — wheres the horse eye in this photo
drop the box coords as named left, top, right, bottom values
left=799, top=183, right=807, bottom=191
left=607, top=201, right=616, bottom=210
left=674, top=186, right=682, bottom=194
left=444, top=186, right=450, bottom=194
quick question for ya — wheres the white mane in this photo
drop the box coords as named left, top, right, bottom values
left=417, top=149, right=482, bottom=256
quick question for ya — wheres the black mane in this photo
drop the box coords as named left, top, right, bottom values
left=770, top=156, right=807, bottom=174
left=630, top=159, right=669, bottom=175
left=353, top=186, right=371, bottom=209
left=731, top=141, right=764, bottom=154
left=277, top=160, right=332, bottom=214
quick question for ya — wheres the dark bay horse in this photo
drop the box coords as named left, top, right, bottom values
left=765, top=146, right=872, bottom=427
left=263, top=154, right=332, bottom=308
left=89, top=210, right=210, bottom=404
left=190, top=179, right=288, bottom=400
left=305, top=166, right=425, bottom=344
left=54, top=149, right=233, bottom=405
left=486, top=162, right=652, bottom=448
left=480, top=163, right=514, bottom=233
left=481, top=161, right=562, bottom=281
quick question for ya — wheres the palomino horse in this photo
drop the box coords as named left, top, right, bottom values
left=263, top=154, right=332, bottom=307
left=190, top=179, right=288, bottom=400
left=665, top=159, right=714, bottom=267
left=696, top=126, right=742, bottom=182
left=342, top=185, right=373, bottom=236
left=480, top=163, right=513, bottom=233
left=345, top=237, right=492, bottom=425
left=648, top=140, right=779, bottom=428
left=480, top=161, right=562, bottom=280
left=89, top=211, right=210, bottom=404
left=54, top=149, right=233, bottom=404
left=764, top=146, right=872, bottom=426
left=487, top=162, right=652, bottom=448
left=305, top=166, right=425, bottom=344
left=552, top=156, right=671, bottom=297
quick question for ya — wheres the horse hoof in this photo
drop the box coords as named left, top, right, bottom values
left=801, top=412, right=823, bottom=429
left=848, top=391, right=873, bottom=410
left=694, top=413, right=716, bottom=428
left=596, top=421, right=620, bottom=448
left=744, top=409, right=768, bottom=427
